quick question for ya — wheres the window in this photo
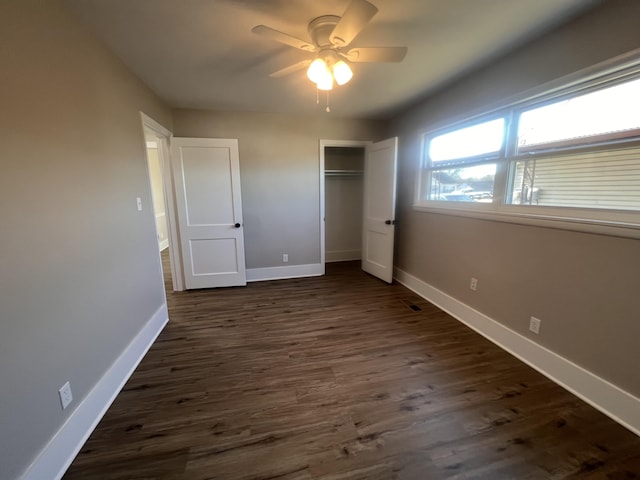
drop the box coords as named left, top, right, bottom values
left=429, top=118, right=505, bottom=162
left=509, top=146, right=640, bottom=210
left=509, top=79, right=640, bottom=210
left=424, top=118, right=504, bottom=202
left=517, top=78, right=640, bottom=154
left=416, top=57, right=640, bottom=236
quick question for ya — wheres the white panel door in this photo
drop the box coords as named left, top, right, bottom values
left=171, top=138, right=246, bottom=289
left=362, top=137, right=398, bottom=283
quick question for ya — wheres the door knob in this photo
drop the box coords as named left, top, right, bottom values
left=234, top=223, right=241, bottom=228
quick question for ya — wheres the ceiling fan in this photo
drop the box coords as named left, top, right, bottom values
left=251, top=0, right=407, bottom=92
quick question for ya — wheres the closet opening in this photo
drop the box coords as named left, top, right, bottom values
left=321, top=144, right=366, bottom=270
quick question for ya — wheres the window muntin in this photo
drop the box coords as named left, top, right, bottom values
left=429, top=118, right=505, bottom=162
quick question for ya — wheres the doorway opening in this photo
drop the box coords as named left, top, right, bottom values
left=144, top=138, right=169, bottom=253
left=320, top=140, right=370, bottom=274
left=141, top=113, right=183, bottom=291
left=325, top=146, right=365, bottom=262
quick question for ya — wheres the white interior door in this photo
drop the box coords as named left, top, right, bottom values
left=171, top=138, right=246, bottom=289
left=362, top=137, right=398, bottom=283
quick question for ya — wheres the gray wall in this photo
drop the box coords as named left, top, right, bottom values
left=0, top=1, right=172, bottom=478
left=172, top=110, right=387, bottom=269
left=390, top=0, right=640, bottom=397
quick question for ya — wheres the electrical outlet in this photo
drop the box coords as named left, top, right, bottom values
left=136, top=197, right=143, bottom=211
left=58, top=381, right=73, bottom=410
left=529, top=316, right=541, bottom=334
left=282, top=253, right=288, bottom=263
left=470, top=277, right=478, bottom=291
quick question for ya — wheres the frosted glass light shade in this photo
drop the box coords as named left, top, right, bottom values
left=307, top=58, right=327, bottom=84
left=333, top=60, right=353, bottom=86
left=316, top=69, right=333, bottom=90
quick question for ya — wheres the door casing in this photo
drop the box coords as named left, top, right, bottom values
left=140, top=112, right=184, bottom=291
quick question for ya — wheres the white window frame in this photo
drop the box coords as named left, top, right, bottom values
left=418, top=115, right=508, bottom=202
left=414, top=50, right=640, bottom=240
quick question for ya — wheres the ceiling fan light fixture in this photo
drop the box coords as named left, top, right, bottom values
left=307, top=57, right=328, bottom=84
left=333, top=60, right=353, bottom=85
left=316, top=69, right=334, bottom=90
left=252, top=0, right=408, bottom=110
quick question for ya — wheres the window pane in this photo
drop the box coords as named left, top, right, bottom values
left=429, top=164, right=496, bottom=202
left=429, top=118, right=505, bottom=162
left=518, top=78, right=640, bottom=152
left=508, top=146, right=640, bottom=210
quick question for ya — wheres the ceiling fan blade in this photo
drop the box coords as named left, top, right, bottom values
left=252, top=25, right=316, bottom=52
left=344, top=46, right=408, bottom=63
left=269, top=60, right=312, bottom=78
left=329, top=0, right=378, bottom=47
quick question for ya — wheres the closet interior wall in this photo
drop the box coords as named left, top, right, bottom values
left=324, top=147, right=365, bottom=263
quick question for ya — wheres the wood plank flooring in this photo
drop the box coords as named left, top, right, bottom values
left=63, top=257, right=640, bottom=479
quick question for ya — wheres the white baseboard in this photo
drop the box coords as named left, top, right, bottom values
left=394, top=268, right=640, bottom=437
left=246, top=263, right=323, bottom=282
left=21, top=304, right=169, bottom=480
left=326, top=249, right=361, bottom=263
left=159, top=239, right=169, bottom=251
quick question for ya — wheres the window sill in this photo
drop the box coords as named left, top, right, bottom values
left=412, top=202, right=640, bottom=240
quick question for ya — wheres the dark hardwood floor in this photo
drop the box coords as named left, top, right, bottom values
left=63, top=254, right=640, bottom=479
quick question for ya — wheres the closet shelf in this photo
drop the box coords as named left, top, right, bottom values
left=325, top=169, right=364, bottom=177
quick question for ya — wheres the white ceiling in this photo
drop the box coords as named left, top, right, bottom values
left=63, top=0, right=601, bottom=119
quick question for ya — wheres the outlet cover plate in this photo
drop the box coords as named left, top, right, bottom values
left=529, top=316, right=541, bottom=334
left=59, top=381, right=73, bottom=410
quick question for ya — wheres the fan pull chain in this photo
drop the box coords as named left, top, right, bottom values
left=314, top=88, right=330, bottom=112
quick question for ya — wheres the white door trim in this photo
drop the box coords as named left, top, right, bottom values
left=319, top=139, right=371, bottom=275
left=140, top=112, right=184, bottom=291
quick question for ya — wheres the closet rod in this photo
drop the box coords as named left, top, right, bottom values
left=324, top=169, right=364, bottom=177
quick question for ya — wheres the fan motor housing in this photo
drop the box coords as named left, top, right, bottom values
left=308, top=15, right=340, bottom=47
